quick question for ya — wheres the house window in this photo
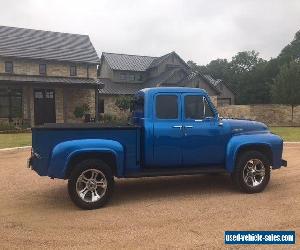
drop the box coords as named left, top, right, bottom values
left=5, top=61, right=13, bottom=73
left=129, top=74, right=135, bottom=81
left=39, top=64, right=47, bottom=75
left=120, top=73, right=126, bottom=81
left=0, top=88, right=22, bottom=119
left=70, top=65, right=77, bottom=76
left=137, top=74, right=143, bottom=81
left=98, top=99, right=104, bottom=114
left=217, top=98, right=231, bottom=106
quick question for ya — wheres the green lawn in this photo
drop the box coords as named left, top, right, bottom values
left=0, top=127, right=299, bottom=149
left=270, top=127, right=300, bottom=142
left=0, top=133, right=32, bottom=149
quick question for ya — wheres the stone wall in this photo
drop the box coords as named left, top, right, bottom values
left=0, top=57, right=97, bottom=79
left=100, top=95, right=131, bottom=120
left=218, top=104, right=300, bottom=126
left=63, top=88, right=96, bottom=123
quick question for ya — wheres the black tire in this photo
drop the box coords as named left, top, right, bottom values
left=68, top=159, right=114, bottom=210
left=231, top=151, right=270, bottom=193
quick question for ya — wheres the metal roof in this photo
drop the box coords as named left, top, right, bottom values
left=0, top=26, right=100, bottom=64
left=0, top=74, right=102, bottom=87
left=102, top=52, right=157, bottom=71
left=98, top=67, right=223, bottom=95
left=98, top=78, right=142, bottom=94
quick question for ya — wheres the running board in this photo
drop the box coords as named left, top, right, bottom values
left=124, top=166, right=226, bottom=178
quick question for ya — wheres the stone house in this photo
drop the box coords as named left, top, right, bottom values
left=0, top=25, right=100, bottom=126
left=98, top=51, right=235, bottom=118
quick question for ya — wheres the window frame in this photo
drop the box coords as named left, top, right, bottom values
left=39, top=64, right=47, bottom=76
left=5, top=61, right=13, bottom=73
left=183, top=94, right=216, bottom=121
left=98, top=98, right=104, bottom=114
left=154, top=94, right=180, bottom=120
left=120, top=73, right=126, bottom=81
left=0, top=88, right=22, bottom=119
left=70, top=65, right=77, bottom=76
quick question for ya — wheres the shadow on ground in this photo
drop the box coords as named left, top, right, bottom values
left=26, top=173, right=237, bottom=210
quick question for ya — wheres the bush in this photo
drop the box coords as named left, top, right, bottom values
left=74, top=104, right=90, bottom=118
left=115, top=96, right=133, bottom=111
left=0, top=123, right=16, bottom=131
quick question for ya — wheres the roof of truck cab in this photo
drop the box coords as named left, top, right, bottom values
left=139, top=87, right=208, bottom=95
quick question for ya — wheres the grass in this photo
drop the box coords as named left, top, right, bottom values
left=270, top=127, right=300, bottom=142
left=0, top=126, right=299, bottom=149
left=0, top=133, right=32, bottom=149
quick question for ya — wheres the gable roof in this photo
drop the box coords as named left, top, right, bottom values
left=102, top=51, right=189, bottom=72
left=148, top=51, right=189, bottom=69
left=102, top=52, right=156, bottom=71
left=0, top=25, right=99, bottom=64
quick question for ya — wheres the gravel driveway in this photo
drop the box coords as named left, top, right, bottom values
left=0, top=145, right=299, bottom=249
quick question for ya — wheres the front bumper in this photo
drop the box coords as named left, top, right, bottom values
left=282, top=159, right=287, bottom=167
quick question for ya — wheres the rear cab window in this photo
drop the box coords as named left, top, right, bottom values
left=155, top=94, right=179, bottom=119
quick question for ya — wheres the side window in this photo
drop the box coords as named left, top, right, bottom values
left=184, top=95, right=204, bottom=119
left=184, top=95, right=215, bottom=120
left=204, top=98, right=215, bottom=118
left=156, top=95, right=178, bottom=119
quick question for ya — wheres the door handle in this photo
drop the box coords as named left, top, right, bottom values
left=172, top=125, right=183, bottom=129
left=185, top=125, right=193, bottom=128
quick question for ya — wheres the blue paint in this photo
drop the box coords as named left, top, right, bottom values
left=30, top=87, right=285, bottom=179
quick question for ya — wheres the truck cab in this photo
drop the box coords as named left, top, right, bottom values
left=29, top=87, right=287, bottom=209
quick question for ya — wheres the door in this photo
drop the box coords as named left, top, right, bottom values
left=152, top=93, right=182, bottom=167
left=34, top=89, right=56, bottom=125
left=181, top=93, right=227, bottom=166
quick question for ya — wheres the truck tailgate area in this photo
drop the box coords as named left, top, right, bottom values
left=31, top=124, right=141, bottom=177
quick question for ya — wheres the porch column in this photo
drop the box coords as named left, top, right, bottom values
left=63, top=87, right=67, bottom=123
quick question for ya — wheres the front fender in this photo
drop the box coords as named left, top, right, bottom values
left=47, top=139, right=124, bottom=178
left=226, top=132, right=283, bottom=173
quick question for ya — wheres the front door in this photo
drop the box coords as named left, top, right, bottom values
left=152, top=93, right=182, bottom=167
left=34, top=89, right=56, bottom=125
left=181, top=93, right=227, bottom=166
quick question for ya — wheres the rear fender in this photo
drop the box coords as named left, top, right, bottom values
left=47, top=139, right=124, bottom=178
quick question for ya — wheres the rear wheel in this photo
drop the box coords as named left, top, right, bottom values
left=68, top=159, right=114, bottom=209
left=231, top=151, right=270, bottom=193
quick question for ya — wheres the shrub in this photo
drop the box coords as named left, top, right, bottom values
left=74, top=104, right=90, bottom=118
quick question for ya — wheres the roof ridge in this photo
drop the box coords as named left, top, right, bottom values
left=0, top=25, right=89, bottom=37
left=102, top=51, right=158, bottom=59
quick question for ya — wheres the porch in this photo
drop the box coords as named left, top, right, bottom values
left=0, top=76, right=101, bottom=126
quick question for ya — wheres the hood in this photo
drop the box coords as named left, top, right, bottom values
left=222, top=118, right=269, bottom=134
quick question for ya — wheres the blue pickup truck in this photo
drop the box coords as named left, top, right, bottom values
left=28, top=87, right=287, bottom=209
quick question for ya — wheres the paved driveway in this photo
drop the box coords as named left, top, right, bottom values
left=0, top=145, right=299, bottom=249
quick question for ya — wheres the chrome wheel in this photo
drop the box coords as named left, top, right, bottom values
left=242, top=159, right=265, bottom=187
left=76, top=169, right=108, bottom=203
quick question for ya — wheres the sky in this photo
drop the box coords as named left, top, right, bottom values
left=0, top=0, right=299, bottom=65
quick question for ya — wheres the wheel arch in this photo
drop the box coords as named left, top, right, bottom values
left=236, top=144, right=273, bottom=166
left=47, top=139, right=125, bottom=179
left=65, top=151, right=118, bottom=179
left=226, top=137, right=273, bottom=173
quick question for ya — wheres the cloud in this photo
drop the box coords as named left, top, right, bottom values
left=0, top=0, right=299, bottom=64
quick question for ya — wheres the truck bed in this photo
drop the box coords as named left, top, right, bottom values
left=31, top=123, right=141, bottom=176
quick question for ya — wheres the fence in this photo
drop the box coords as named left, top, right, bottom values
left=218, top=104, right=300, bottom=126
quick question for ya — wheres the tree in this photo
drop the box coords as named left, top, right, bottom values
left=272, top=61, right=300, bottom=122
left=230, top=50, right=266, bottom=74
left=278, top=30, right=300, bottom=65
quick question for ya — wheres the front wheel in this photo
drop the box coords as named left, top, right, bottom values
left=231, top=151, right=270, bottom=193
left=68, top=159, right=114, bottom=209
